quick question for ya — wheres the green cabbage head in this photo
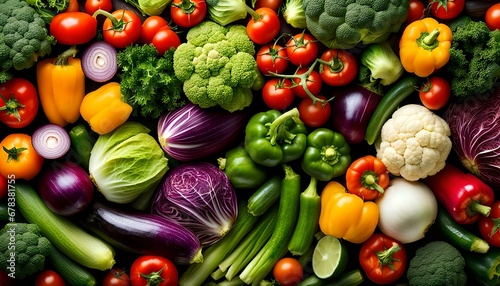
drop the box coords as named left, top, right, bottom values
left=89, top=121, right=169, bottom=204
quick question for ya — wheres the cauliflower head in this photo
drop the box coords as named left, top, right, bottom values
left=375, top=104, right=452, bottom=181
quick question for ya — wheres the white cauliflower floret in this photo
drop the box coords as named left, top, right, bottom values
left=375, top=104, right=452, bottom=181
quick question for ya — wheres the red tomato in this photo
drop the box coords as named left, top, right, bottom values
left=286, top=33, right=319, bottom=67
left=0, top=78, right=39, bottom=129
left=486, top=3, right=500, bottom=31
left=419, top=76, right=450, bottom=110
left=292, top=67, right=323, bottom=99
left=0, top=133, right=44, bottom=180
left=102, top=9, right=142, bottom=49
left=103, top=268, right=131, bottom=286
left=85, top=0, right=113, bottom=15
left=140, top=16, right=169, bottom=44
left=0, top=175, right=7, bottom=199
left=298, top=95, right=331, bottom=128
left=35, top=270, right=66, bottom=286
left=152, top=27, right=181, bottom=55
left=50, top=12, right=97, bottom=45
left=64, top=0, right=80, bottom=12
left=359, top=233, right=407, bottom=284
left=262, top=78, right=295, bottom=110
left=130, top=256, right=178, bottom=286
left=429, top=0, right=464, bottom=20
left=254, top=0, right=283, bottom=12
left=404, top=0, right=425, bottom=25
left=479, top=201, right=500, bottom=247
left=170, top=0, right=207, bottom=28
left=273, top=257, right=303, bottom=286
left=319, top=49, right=358, bottom=87
left=246, top=7, right=281, bottom=45
left=256, top=44, right=289, bottom=75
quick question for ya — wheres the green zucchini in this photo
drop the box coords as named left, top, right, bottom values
left=48, top=246, right=97, bottom=286
left=436, top=207, right=490, bottom=253
left=69, top=124, right=95, bottom=170
left=15, top=181, right=116, bottom=270
left=247, top=175, right=282, bottom=216
left=364, top=75, right=420, bottom=145
left=0, top=202, right=8, bottom=221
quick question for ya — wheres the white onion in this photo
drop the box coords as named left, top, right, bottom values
left=375, top=177, right=438, bottom=244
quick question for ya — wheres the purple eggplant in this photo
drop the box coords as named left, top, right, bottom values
left=330, top=85, right=382, bottom=144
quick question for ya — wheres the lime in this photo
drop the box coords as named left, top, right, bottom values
left=312, top=235, right=348, bottom=279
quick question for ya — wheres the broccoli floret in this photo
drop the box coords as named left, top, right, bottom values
left=406, top=241, right=467, bottom=286
left=443, top=17, right=500, bottom=99
left=0, top=223, right=52, bottom=280
left=173, top=20, right=261, bottom=112
left=0, top=0, right=54, bottom=83
left=303, top=0, right=409, bottom=49
left=25, top=0, right=69, bottom=24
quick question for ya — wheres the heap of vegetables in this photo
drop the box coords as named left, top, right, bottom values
left=2, top=0, right=500, bottom=286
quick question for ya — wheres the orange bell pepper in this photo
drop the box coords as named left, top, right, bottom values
left=345, top=155, right=390, bottom=201
left=319, top=181, right=379, bottom=244
left=80, top=82, right=133, bottom=135
left=36, top=46, right=85, bottom=126
left=399, top=17, right=452, bottom=77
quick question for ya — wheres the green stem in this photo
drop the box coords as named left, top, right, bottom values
left=361, top=171, right=385, bottom=194
left=3, top=146, right=27, bottom=163
left=417, top=29, right=440, bottom=50
left=245, top=5, right=261, bottom=21
left=54, top=46, right=78, bottom=66
left=376, top=244, right=401, bottom=270
left=468, top=201, right=492, bottom=217
left=93, top=9, right=125, bottom=31
left=172, top=0, right=196, bottom=13
left=0, top=93, right=24, bottom=121
left=266, top=108, right=302, bottom=145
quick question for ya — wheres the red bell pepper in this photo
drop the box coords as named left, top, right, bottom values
left=422, top=163, right=494, bottom=225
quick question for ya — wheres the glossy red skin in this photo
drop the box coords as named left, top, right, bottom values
left=286, top=33, right=319, bottom=67
left=419, top=76, right=451, bottom=110
left=246, top=7, right=281, bottom=45
left=152, top=27, right=181, bottom=56
left=319, top=49, right=358, bottom=87
left=170, top=0, right=207, bottom=28
left=85, top=0, right=113, bottom=15
left=0, top=78, right=38, bottom=128
left=404, top=0, right=425, bottom=25
left=292, top=67, right=323, bottom=99
left=360, top=233, right=407, bottom=284
left=273, top=257, right=303, bottom=286
left=130, top=256, right=178, bottom=286
left=479, top=201, right=500, bottom=247
left=140, top=16, right=169, bottom=44
left=50, top=12, right=97, bottom=45
left=486, top=3, right=500, bottom=31
left=102, top=9, right=142, bottom=49
left=262, top=78, right=295, bottom=110
left=256, top=44, right=289, bottom=75
left=34, top=270, right=66, bottom=286
left=102, top=268, right=131, bottom=286
left=298, top=95, right=331, bottom=128
left=429, top=0, right=465, bottom=20
left=254, top=0, right=283, bottom=11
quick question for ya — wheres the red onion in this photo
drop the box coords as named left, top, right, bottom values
left=157, top=103, right=248, bottom=161
left=81, top=41, right=117, bottom=82
left=38, top=162, right=94, bottom=216
left=32, top=123, right=71, bottom=159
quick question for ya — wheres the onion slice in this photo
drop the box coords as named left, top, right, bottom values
left=32, top=123, right=71, bottom=159
left=81, top=41, right=117, bottom=82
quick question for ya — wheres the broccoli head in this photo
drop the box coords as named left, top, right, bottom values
left=443, top=17, right=500, bottom=99
left=407, top=241, right=467, bottom=286
left=303, top=0, right=409, bottom=49
left=173, top=20, right=263, bottom=112
left=0, top=223, right=52, bottom=280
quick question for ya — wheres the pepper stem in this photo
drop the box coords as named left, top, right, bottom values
left=2, top=146, right=27, bottom=163
left=376, top=243, right=401, bottom=271
left=54, top=46, right=78, bottom=66
left=468, top=201, right=492, bottom=217
left=417, top=28, right=440, bottom=51
left=361, top=171, right=385, bottom=194
left=266, top=108, right=302, bottom=145
left=0, top=93, right=24, bottom=121
left=321, top=145, right=340, bottom=165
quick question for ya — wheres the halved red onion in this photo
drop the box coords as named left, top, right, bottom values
left=32, top=123, right=71, bottom=159
left=81, top=41, right=117, bottom=82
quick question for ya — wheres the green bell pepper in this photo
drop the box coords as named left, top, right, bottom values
left=301, top=128, right=351, bottom=181
left=244, top=108, right=308, bottom=167
left=218, top=146, right=268, bottom=189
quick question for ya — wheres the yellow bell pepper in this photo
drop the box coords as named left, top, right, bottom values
left=319, top=181, right=379, bottom=244
left=399, top=17, right=452, bottom=77
left=36, top=46, right=85, bottom=126
left=80, top=82, right=133, bottom=135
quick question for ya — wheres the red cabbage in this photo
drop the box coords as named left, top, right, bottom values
left=445, top=87, right=500, bottom=189
left=150, top=162, right=238, bottom=247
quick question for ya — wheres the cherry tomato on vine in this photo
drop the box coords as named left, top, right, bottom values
left=50, top=12, right=97, bottom=45
left=254, top=0, right=283, bottom=12
left=0, top=175, right=7, bottom=199
left=152, top=26, right=181, bottom=55
left=319, top=49, right=358, bottom=87
left=0, top=133, right=44, bottom=180
left=273, top=257, right=303, bottom=286
left=404, top=0, right=425, bottom=25
left=64, top=0, right=80, bottom=12
left=292, top=67, right=322, bottom=99
left=34, top=270, right=65, bottom=286
left=85, top=0, right=113, bottom=15
left=130, top=256, right=178, bottom=286
left=286, top=33, right=319, bottom=67
left=140, top=16, right=169, bottom=44
left=170, top=0, right=207, bottom=28
left=246, top=7, right=280, bottom=45
left=298, top=95, right=331, bottom=128
left=103, top=268, right=131, bottom=286
left=256, top=44, right=289, bottom=75
left=0, top=78, right=39, bottom=129
left=262, top=78, right=295, bottom=110
left=479, top=201, right=500, bottom=247
left=101, top=9, right=142, bottom=49
left=429, top=0, right=464, bottom=20
left=486, top=3, right=500, bottom=31
left=419, top=76, right=450, bottom=110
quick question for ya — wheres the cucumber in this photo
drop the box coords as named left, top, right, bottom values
left=436, top=207, right=490, bottom=253
left=15, top=181, right=116, bottom=270
left=69, top=124, right=95, bottom=170
left=0, top=203, right=8, bottom=221
left=364, top=75, right=420, bottom=145
left=48, top=246, right=97, bottom=286
left=247, top=175, right=282, bottom=216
